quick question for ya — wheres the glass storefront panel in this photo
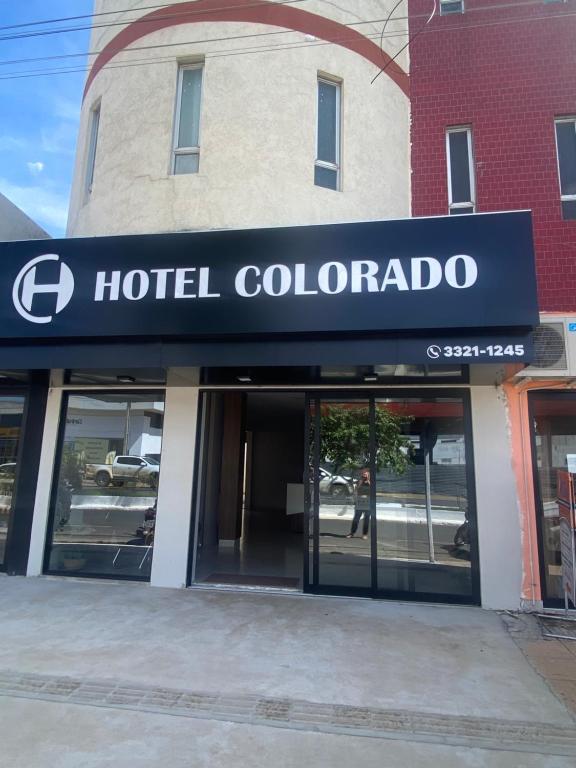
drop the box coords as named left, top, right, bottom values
left=0, top=395, right=25, bottom=566
left=374, top=397, right=472, bottom=599
left=313, top=399, right=371, bottom=589
left=531, top=392, right=576, bottom=603
left=46, top=392, right=165, bottom=580
left=306, top=392, right=477, bottom=602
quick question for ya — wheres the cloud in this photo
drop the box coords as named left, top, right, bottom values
left=0, top=177, right=69, bottom=235
left=27, top=161, right=45, bottom=176
left=53, top=97, right=81, bottom=124
left=0, top=135, right=28, bottom=152
left=40, top=121, right=78, bottom=156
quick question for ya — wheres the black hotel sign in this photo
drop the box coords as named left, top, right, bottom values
left=0, top=212, right=538, bottom=349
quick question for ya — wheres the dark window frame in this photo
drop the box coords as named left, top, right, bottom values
left=554, top=117, right=576, bottom=220
left=43, top=389, right=166, bottom=582
left=304, top=388, right=480, bottom=605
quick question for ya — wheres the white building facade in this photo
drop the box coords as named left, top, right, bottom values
left=68, top=0, right=411, bottom=237
left=0, top=1, right=542, bottom=612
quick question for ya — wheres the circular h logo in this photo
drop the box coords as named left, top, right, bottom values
left=12, top=254, right=74, bottom=324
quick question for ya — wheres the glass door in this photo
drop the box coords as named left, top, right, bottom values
left=305, top=392, right=479, bottom=603
left=307, top=398, right=372, bottom=592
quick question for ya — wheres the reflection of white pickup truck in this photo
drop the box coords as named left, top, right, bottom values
left=84, top=456, right=160, bottom=488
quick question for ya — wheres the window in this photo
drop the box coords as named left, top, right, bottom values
left=440, top=0, right=464, bottom=13
left=172, top=64, right=203, bottom=174
left=116, top=456, right=144, bottom=466
left=85, top=103, right=100, bottom=195
left=446, top=127, right=475, bottom=214
left=555, top=118, right=576, bottom=220
left=45, top=393, right=165, bottom=581
left=315, top=77, right=341, bottom=191
left=0, top=395, right=25, bottom=569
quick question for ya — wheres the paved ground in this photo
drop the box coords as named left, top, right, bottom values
left=502, top=611, right=576, bottom=716
left=1, top=577, right=575, bottom=766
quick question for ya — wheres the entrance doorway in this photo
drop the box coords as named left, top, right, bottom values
left=192, top=392, right=305, bottom=589
left=191, top=389, right=479, bottom=604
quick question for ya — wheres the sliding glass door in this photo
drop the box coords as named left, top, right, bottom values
left=306, top=392, right=479, bottom=604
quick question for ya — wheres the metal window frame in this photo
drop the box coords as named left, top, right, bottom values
left=303, top=388, right=480, bottom=605
left=42, top=388, right=167, bottom=583
left=85, top=101, right=101, bottom=197
left=554, top=117, right=576, bottom=203
left=446, top=126, right=476, bottom=213
left=171, top=62, right=204, bottom=175
left=315, top=75, right=342, bottom=191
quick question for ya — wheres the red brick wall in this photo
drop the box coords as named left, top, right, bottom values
left=409, top=0, right=576, bottom=311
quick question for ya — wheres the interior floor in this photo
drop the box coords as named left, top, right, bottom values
left=193, top=392, right=305, bottom=589
left=194, top=525, right=303, bottom=589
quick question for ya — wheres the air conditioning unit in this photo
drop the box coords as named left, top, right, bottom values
left=518, top=316, right=576, bottom=377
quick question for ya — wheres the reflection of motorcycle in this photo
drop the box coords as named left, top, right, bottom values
left=453, top=518, right=470, bottom=547
left=127, top=503, right=156, bottom=546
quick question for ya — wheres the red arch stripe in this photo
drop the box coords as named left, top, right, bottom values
left=84, top=0, right=409, bottom=99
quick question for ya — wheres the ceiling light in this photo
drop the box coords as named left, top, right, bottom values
left=363, top=374, right=378, bottom=383
left=237, top=375, right=252, bottom=383
left=117, top=375, right=136, bottom=383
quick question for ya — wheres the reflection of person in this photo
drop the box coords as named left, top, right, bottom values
left=347, top=469, right=371, bottom=539
left=56, top=478, right=72, bottom=530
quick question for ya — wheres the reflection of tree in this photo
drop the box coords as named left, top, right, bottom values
left=319, top=406, right=412, bottom=474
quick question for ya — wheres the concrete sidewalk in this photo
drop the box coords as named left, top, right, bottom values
left=0, top=577, right=575, bottom=765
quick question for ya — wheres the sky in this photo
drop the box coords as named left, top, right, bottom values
left=0, top=0, right=93, bottom=237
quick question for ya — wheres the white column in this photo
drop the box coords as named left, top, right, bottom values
left=151, top=369, right=200, bottom=588
left=470, top=385, right=522, bottom=610
left=27, top=385, right=63, bottom=576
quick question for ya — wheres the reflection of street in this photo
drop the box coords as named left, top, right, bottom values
left=53, top=492, right=156, bottom=546
left=320, top=501, right=464, bottom=525
left=318, top=501, right=469, bottom=565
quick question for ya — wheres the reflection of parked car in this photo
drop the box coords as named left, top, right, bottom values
left=84, top=456, right=159, bottom=489
left=317, top=467, right=354, bottom=497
